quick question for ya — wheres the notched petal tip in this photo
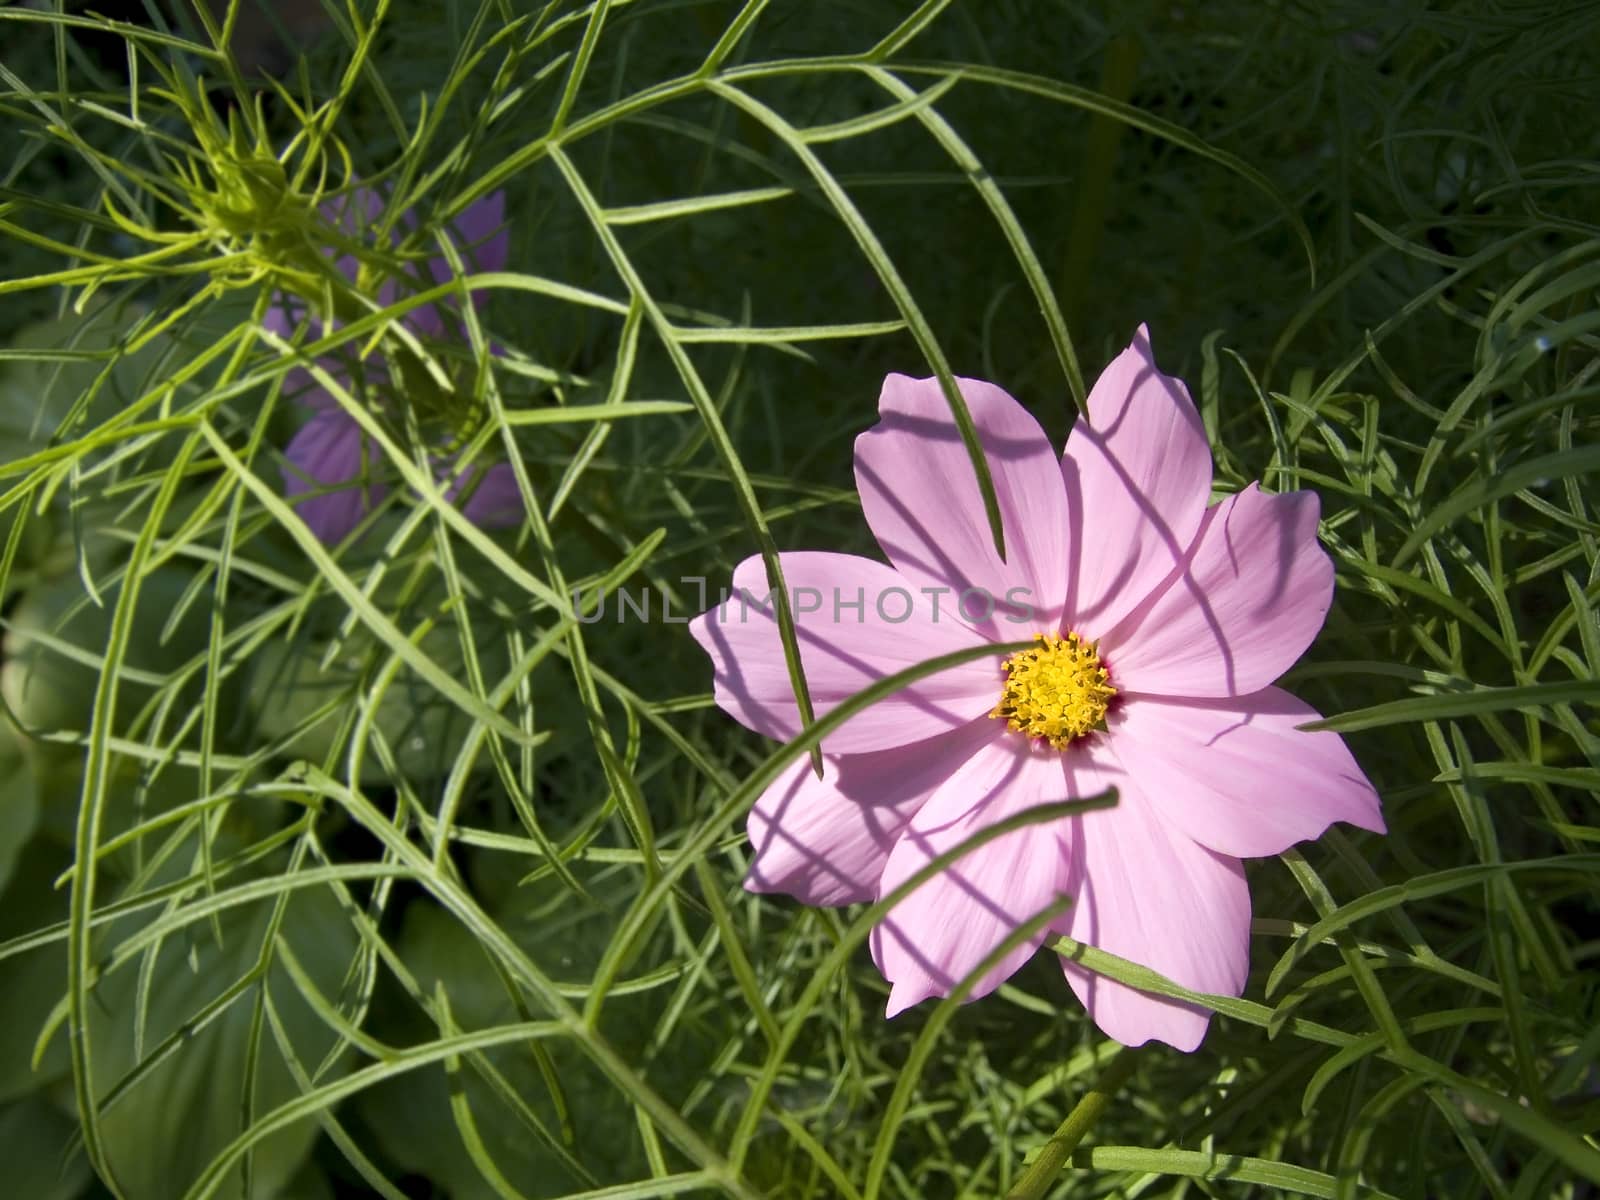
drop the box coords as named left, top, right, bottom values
left=884, top=976, right=939, bottom=1019
left=1068, top=985, right=1214, bottom=1052
left=1101, top=482, right=1336, bottom=698
left=1123, top=322, right=1156, bottom=367
left=872, top=371, right=941, bottom=421
left=1114, top=686, right=1384, bottom=859
left=1058, top=754, right=1250, bottom=1051
left=1063, top=322, right=1214, bottom=633
left=1066, top=959, right=1227, bottom=1053
left=686, top=608, right=712, bottom=646
left=741, top=867, right=779, bottom=895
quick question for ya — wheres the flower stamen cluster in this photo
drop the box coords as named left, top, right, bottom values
left=990, top=631, right=1114, bottom=749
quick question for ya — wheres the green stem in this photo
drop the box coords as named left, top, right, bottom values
left=1005, top=1047, right=1143, bottom=1200
left=1059, top=32, right=1143, bottom=331
left=274, top=232, right=460, bottom=430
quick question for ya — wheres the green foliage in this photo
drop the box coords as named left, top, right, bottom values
left=0, top=1, right=1597, bottom=1198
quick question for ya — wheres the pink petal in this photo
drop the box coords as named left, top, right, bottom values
left=266, top=188, right=387, bottom=400
left=321, top=186, right=388, bottom=285
left=281, top=408, right=387, bottom=544
left=263, top=290, right=308, bottom=343
left=437, top=190, right=510, bottom=278
left=746, top=718, right=1000, bottom=906
left=407, top=191, right=509, bottom=340
left=871, top=737, right=1078, bottom=1015
left=1111, top=688, right=1383, bottom=858
left=689, top=553, right=998, bottom=755
left=321, top=187, right=439, bottom=341
left=444, top=460, right=524, bottom=529
left=1060, top=325, right=1213, bottom=635
left=1058, top=743, right=1250, bottom=1051
left=262, top=292, right=335, bottom=406
left=855, top=374, right=1069, bottom=636
left=1100, top=484, right=1334, bottom=697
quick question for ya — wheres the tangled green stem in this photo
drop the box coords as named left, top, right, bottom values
left=1006, top=1047, right=1145, bottom=1200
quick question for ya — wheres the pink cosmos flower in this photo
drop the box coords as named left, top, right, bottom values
left=269, top=187, right=522, bottom=543
left=689, top=326, right=1385, bottom=1051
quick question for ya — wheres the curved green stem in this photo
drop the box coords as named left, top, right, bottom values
left=1006, top=1046, right=1144, bottom=1200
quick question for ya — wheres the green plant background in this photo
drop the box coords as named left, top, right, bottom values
left=1, top=1, right=1597, bottom=1197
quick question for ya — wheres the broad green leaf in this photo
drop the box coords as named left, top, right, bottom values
left=0, top=718, right=40, bottom=894
left=0, top=1095, right=95, bottom=1200
left=246, top=613, right=512, bottom=787
left=356, top=900, right=643, bottom=1198
left=0, top=839, right=72, bottom=1103
left=84, top=877, right=360, bottom=1200
left=1, top=565, right=219, bottom=746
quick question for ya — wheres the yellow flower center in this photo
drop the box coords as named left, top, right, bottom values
left=990, top=631, right=1115, bottom=750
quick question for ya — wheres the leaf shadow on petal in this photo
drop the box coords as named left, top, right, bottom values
left=694, top=591, right=998, bottom=746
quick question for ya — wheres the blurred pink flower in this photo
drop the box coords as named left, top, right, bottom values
left=690, top=326, right=1384, bottom=1051
left=270, top=187, right=521, bottom=543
